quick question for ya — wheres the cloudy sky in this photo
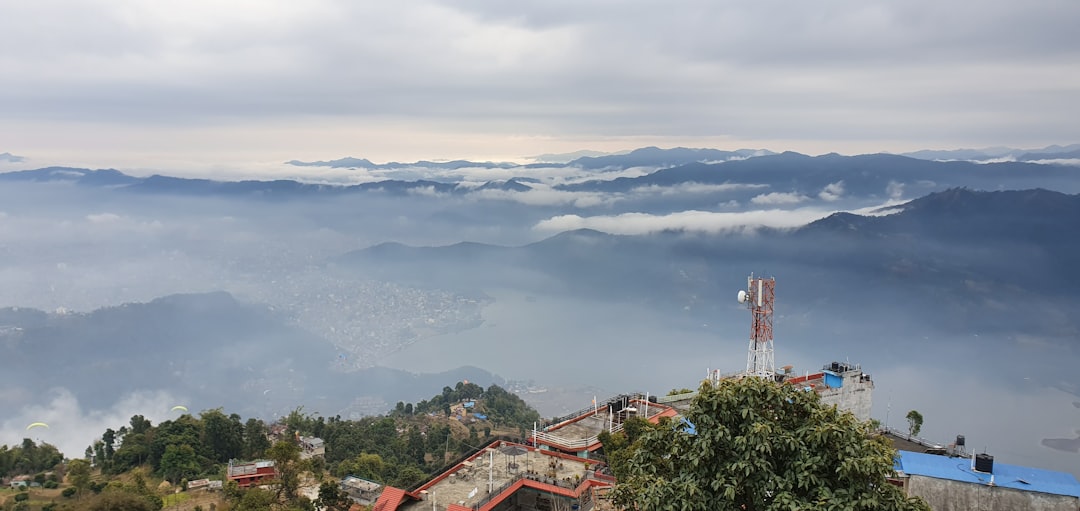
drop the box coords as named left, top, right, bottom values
left=2, top=0, right=1079, bottom=174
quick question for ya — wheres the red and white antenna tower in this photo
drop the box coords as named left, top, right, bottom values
left=738, top=273, right=775, bottom=379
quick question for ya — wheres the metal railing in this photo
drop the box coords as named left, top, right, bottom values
left=533, top=423, right=623, bottom=451
left=543, top=393, right=632, bottom=429
left=655, top=391, right=696, bottom=404
left=467, top=468, right=608, bottom=510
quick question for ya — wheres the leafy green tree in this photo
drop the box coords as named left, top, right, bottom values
left=67, top=458, right=92, bottom=498
left=267, top=440, right=304, bottom=504
left=244, top=418, right=272, bottom=459
left=231, top=488, right=278, bottom=511
left=906, top=410, right=924, bottom=438
left=315, top=481, right=353, bottom=511
left=609, top=377, right=930, bottom=511
left=201, top=409, right=244, bottom=463
left=159, top=444, right=200, bottom=483
left=129, top=415, right=152, bottom=435
left=335, top=453, right=386, bottom=482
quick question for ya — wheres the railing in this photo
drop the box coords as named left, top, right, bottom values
left=468, top=469, right=609, bottom=510
left=533, top=423, right=623, bottom=451
left=470, top=478, right=518, bottom=510
left=543, top=393, right=633, bottom=429
left=880, top=427, right=945, bottom=449
left=655, top=391, right=696, bottom=404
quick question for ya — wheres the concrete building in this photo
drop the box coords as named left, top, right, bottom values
left=226, top=459, right=277, bottom=488
left=341, top=475, right=383, bottom=506
left=780, top=361, right=874, bottom=421
left=894, top=450, right=1080, bottom=511
left=371, top=440, right=615, bottom=511
left=299, top=435, right=325, bottom=460
left=531, top=395, right=678, bottom=456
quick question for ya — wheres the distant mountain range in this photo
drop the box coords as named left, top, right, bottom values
left=285, top=146, right=776, bottom=170
left=900, top=144, right=1080, bottom=162
left=3, top=150, right=1078, bottom=205
left=340, top=188, right=1080, bottom=344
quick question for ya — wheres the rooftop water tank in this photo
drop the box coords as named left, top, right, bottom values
left=974, top=453, right=994, bottom=473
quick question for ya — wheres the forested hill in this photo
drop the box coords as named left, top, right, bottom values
left=0, top=381, right=539, bottom=511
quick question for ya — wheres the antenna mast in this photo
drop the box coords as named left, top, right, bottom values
left=739, top=273, right=776, bottom=379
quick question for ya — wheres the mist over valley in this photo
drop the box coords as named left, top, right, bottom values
left=1, top=148, right=1079, bottom=477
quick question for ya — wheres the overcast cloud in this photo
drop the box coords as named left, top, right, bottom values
left=1, top=1, right=1078, bottom=172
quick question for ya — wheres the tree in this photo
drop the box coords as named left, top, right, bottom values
left=609, top=377, right=930, bottom=511
left=906, top=410, right=924, bottom=438
left=243, top=418, right=272, bottom=459
left=159, top=444, right=200, bottom=484
left=267, top=440, right=304, bottom=504
left=67, top=458, right=91, bottom=498
left=201, top=409, right=244, bottom=463
left=315, top=481, right=353, bottom=511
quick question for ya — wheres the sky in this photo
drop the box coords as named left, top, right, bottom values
left=2, top=1, right=1079, bottom=176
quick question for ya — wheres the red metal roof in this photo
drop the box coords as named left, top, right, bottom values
left=372, top=486, right=408, bottom=511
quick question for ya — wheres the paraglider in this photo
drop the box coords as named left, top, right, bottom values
left=26, top=422, right=49, bottom=431
left=170, top=405, right=188, bottom=413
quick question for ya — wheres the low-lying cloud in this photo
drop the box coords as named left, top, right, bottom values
left=0, top=388, right=181, bottom=459
left=533, top=208, right=835, bottom=235
left=750, top=191, right=808, bottom=205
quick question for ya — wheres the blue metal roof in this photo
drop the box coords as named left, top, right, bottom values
left=896, top=450, right=1080, bottom=498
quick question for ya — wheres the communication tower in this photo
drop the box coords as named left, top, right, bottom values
left=738, top=273, right=776, bottom=379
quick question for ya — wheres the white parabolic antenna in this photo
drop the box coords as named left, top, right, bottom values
left=737, top=290, right=747, bottom=303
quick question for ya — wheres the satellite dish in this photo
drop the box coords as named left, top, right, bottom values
left=737, top=290, right=747, bottom=303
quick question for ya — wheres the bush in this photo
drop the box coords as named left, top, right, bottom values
left=14, top=492, right=29, bottom=502
left=62, top=487, right=78, bottom=498
left=43, top=504, right=58, bottom=511
left=44, top=480, right=59, bottom=489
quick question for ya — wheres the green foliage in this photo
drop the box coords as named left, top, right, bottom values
left=268, top=440, right=305, bottom=504
left=0, top=439, right=64, bottom=476
left=477, top=384, right=541, bottom=430
left=67, top=458, right=92, bottom=496
left=668, top=388, right=694, bottom=396
left=244, top=418, right=272, bottom=459
left=610, top=377, right=930, bottom=511
left=315, top=480, right=353, bottom=511
left=201, top=409, right=245, bottom=464
left=81, top=489, right=163, bottom=511
left=62, top=487, right=77, bottom=498
left=906, top=410, right=924, bottom=438
left=159, top=444, right=200, bottom=483
left=13, top=493, right=29, bottom=502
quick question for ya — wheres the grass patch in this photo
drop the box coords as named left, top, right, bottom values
left=162, top=492, right=191, bottom=506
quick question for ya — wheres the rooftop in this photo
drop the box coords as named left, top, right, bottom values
left=536, top=398, right=678, bottom=452
left=398, top=441, right=606, bottom=511
left=896, top=450, right=1080, bottom=498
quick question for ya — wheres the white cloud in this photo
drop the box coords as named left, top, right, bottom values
left=886, top=180, right=905, bottom=199
left=629, top=182, right=767, bottom=196
left=2, top=1, right=1077, bottom=167
left=471, top=186, right=618, bottom=208
left=533, top=208, right=834, bottom=235
left=86, top=212, right=122, bottom=223
left=818, top=181, right=845, bottom=202
left=750, top=192, right=808, bottom=205
left=0, top=388, right=181, bottom=459
left=1025, top=158, right=1080, bottom=166
left=404, top=185, right=447, bottom=198
left=533, top=198, right=909, bottom=235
